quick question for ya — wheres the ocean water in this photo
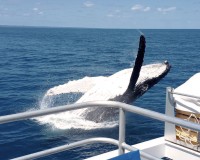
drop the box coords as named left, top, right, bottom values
left=0, top=27, right=200, bottom=160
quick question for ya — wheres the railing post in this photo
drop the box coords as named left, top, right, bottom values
left=118, top=107, right=126, bottom=155
left=164, top=87, right=176, bottom=142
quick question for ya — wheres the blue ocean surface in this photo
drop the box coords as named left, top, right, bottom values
left=0, top=27, right=200, bottom=160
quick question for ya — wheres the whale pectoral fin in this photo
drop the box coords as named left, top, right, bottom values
left=127, top=35, right=146, bottom=90
left=133, top=83, right=149, bottom=99
left=113, top=35, right=146, bottom=103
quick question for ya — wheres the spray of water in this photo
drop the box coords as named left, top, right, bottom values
left=137, top=29, right=144, bottom=36
left=34, top=76, right=119, bottom=130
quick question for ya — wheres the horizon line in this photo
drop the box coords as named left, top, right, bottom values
left=0, top=24, right=199, bottom=30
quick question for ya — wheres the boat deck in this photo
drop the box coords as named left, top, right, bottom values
left=86, top=137, right=200, bottom=160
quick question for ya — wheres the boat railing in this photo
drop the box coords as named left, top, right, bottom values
left=0, top=88, right=200, bottom=160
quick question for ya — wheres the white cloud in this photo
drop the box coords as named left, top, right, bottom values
left=38, top=11, right=43, bottom=15
left=32, top=7, right=44, bottom=15
left=83, top=1, right=94, bottom=7
left=131, top=4, right=151, bottom=12
left=131, top=4, right=143, bottom=11
left=143, top=7, right=150, bottom=12
left=106, top=9, right=121, bottom=18
left=115, top=9, right=121, bottom=13
left=107, top=14, right=114, bottom=18
left=23, top=13, right=30, bottom=16
left=157, top=7, right=176, bottom=14
left=33, top=8, right=38, bottom=11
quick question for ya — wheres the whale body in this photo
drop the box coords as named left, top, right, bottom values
left=45, top=35, right=171, bottom=122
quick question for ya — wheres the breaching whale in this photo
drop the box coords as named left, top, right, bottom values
left=45, top=35, right=171, bottom=122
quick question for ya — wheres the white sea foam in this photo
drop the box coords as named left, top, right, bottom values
left=35, top=111, right=118, bottom=130
left=35, top=76, right=119, bottom=130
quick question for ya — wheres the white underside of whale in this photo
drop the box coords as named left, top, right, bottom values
left=46, top=63, right=168, bottom=103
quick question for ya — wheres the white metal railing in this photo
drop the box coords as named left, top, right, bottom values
left=1, top=97, right=200, bottom=159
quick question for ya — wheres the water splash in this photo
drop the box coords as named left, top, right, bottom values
left=34, top=76, right=119, bottom=130
left=137, top=29, right=144, bottom=36
left=39, top=95, right=53, bottom=109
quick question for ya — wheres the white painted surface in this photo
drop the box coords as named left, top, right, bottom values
left=85, top=137, right=200, bottom=160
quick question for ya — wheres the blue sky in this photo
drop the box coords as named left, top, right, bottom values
left=0, top=0, right=200, bottom=29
